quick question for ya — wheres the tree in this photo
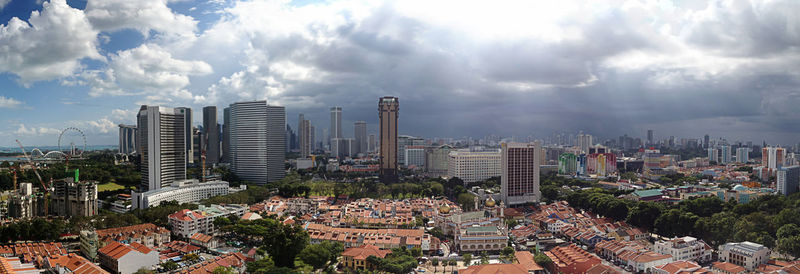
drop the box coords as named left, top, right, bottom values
left=228, top=218, right=309, bottom=267
left=457, top=193, right=476, bottom=211
left=480, top=252, right=489, bottom=265
left=212, top=266, right=237, bottom=274
left=160, top=261, right=178, bottom=271
left=298, top=243, right=331, bottom=269
left=778, top=224, right=800, bottom=239
left=462, top=253, right=472, bottom=266
left=183, top=253, right=200, bottom=263
left=410, top=247, right=422, bottom=258
left=133, top=268, right=155, bottom=274
left=534, top=252, right=552, bottom=267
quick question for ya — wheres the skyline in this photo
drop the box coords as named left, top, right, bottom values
left=1, top=0, right=800, bottom=146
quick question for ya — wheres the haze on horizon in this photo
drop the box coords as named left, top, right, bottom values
left=0, top=0, right=798, bottom=147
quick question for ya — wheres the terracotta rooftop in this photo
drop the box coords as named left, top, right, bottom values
left=514, top=251, right=544, bottom=272
left=179, top=252, right=247, bottom=274
left=653, top=260, right=711, bottom=274
left=458, top=263, right=528, bottom=274
left=46, top=253, right=109, bottom=274
left=190, top=233, right=213, bottom=244
left=586, top=264, right=619, bottom=274
left=98, top=241, right=152, bottom=261
left=341, top=245, right=391, bottom=260
left=711, top=261, right=746, bottom=273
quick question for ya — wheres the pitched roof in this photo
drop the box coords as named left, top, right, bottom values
left=341, top=245, right=392, bottom=260
left=190, top=233, right=213, bottom=244
left=179, top=253, right=247, bottom=274
left=458, top=264, right=528, bottom=274
left=46, top=253, right=109, bottom=274
left=513, top=251, right=544, bottom=271
left=586, top=264, right=619, bottom=274
left=97, top=242, right=131, bottom=260
left=653, top=260, right=711, bottom=274
left=711, top=261, right=746, bottom=273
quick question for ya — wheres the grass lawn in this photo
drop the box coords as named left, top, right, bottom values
left=98, top=182, right=125, bottom=192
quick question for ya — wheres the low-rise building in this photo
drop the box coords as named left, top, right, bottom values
left=341, top=245, right=391, bottom=271
left=718, top=242, right=770, bottom=271
left=44, top=253, right=109, bottom=274
left=651, top=261, right=711, bottom=274
left=654, top=236, right=712, bottom=263
left=97, top=241, right=158, bottom=274
left=131, top=180, right=230, bottom=209
left=168, top=204, right=247, bottom=238
left=90, top=223, right=170, bottom=251
left=711, top=261, right=746, bottom=274
left=189, top=233, right=217, bottom=249
left=456, top=226, right=509, bottom=252
left=544, top=244, right=601, bottom=274
left=178, top=252, right=247, bottom=274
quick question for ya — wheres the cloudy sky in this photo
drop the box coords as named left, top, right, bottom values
left=0, top=0, right=798, bottom=147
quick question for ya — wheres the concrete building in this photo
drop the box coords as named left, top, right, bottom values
left=118, top=124, right=137, bottom=155
left=777, top=165, right=800, bottom=196
left=708, top=148, right=719, bottom=163
left=718, top=242, right=770, bottom=271
left=577, top=134, right=593, bottom=154
left=137, top=105, right=187, bottom=192
left=398, top=135, right=425, bottom=166
left=544, top=244, right=601, bottom=274
left=192, top=127, right=202, bottom=164
left=175, top=107, right=193, bottom=165
left=368, top=134, right=376, bottom=153
left=763, top=147, right=786, bottom=170
left=299, top=118, right=312, bottom=157
left=203, top=106, right=220, bottom=165
left=330, top=107, right=342, bottom=141
left=720, top=145, right=732, bottom=164
left=448, top=149, right=501, bottom=184
left=379, top=97, right=399, bottom=183
left=425, top=145, right=453, bottom=177
left=736, top=147, right=749, bottom=163
left=80, top=230, right=99, bottom=261
left=131, top=179, right=231, bottom=209
left=98, top=241, right=158, bottom=274
left=229, top=101, right=286, bottom=184
left=501, top=142, right=541, bottom=206
left=404, top=145, right=426, bottom=169
left=51, top=170, right=98, bottom=217
left=653, top=236, right=712, bottom=263
left=647, top=129, right=654, bottom=145
left=354, top=121, right=367, bottom=155
left=342, top=245, right=391, bottom=271
left=168, top=204, right=247, bottom=238
left=222, top=107, right=230, bottom=163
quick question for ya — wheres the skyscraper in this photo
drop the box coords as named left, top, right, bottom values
left=577, top=133, right=592, bottom=153
left=501, top=141, right=541, bottom=206
left=330, top=106, right=342, bottom=140
left=708, top=148, right=719, bottom=163
left=763, top=147, right=786, bottom=170
left=736, top=147, right=749, bottom=163
left=720, top=145, right=732, bottom=164
left=704, top=134, right=710, bottom=148
left=368, top=134, right=376, bottom=153
left=137, top=105, right=187, bottom=192
left=176, top=107, right=193, bottom=164
left=298, top=114, right=305, bottom=152
left=354, top=121, right=367, bottom=155
left=203, top=106, right=220, bottom=165
left=647, top=129, right=653, bottom=145
left=379, top=97, right=399, bottom=183
left=300, top=119, right=312, bottom=157
left=118, top=124, right=137, bottom=154
left=777, top=165, right=799, bottom=196
left=310, top=125, right=316, bottom=152
left=229, top=101, right=286, bottom=184
left=222, top=107, right=230, bottom=163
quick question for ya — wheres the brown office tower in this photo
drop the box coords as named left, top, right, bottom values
left=379, top=97, right=399, bottom=183
left=501, top=141, right=541, bottom=206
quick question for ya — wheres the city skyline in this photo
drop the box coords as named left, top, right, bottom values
left=1, top=0, right=800, bottom=146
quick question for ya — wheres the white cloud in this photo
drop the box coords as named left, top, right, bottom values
left=0, top=96, right=23, bottom=108
left=0, top=0, right=101, bottom=84
left=85, top=0, right=197, bottom=37
left=0, top=0, right=10, bottom=11
left=14, top=124, right=61, bottom=136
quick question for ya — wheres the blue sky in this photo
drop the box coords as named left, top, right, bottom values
left=1, top=0, right=799, bottom=147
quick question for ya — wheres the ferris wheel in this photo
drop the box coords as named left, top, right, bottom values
left=58, top=127, right=87, bottom=157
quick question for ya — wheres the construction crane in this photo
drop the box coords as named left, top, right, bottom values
left=16, top=139, right=50, bottom=216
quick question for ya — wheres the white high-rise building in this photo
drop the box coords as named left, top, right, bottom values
left=736, top=147, right=749, bottom=163
left=137, top=106, right=187, bottom=192
left=708, top=148, right=719, bottom=163
left=577, top=133, right=592, bottom=154
left=777, top=165, right=800, bottom=196
left=229, top=101, right=286, bottom=184
left=720, top=145, right=732, bottom=164
left=447, top=149, right=501, bottom=184
left=501, top=141, right=541, bottom=206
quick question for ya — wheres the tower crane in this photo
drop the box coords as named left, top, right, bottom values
left=16, top=139, right=50, bottom=216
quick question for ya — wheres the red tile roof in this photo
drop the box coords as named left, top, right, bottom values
left=711, top=261, right=746, bottom=274
left=46, top=253, right=109, bottom=274
left=514, top=251, right=544, bottom=272
left=189, top=233, right=213, bottom=244
left=342, top=245, right=392, bottom=260
left=97, top=242, right=131, bottom=260
left=179, top=253, right=247, bottom=274
left=458, top=264, right=528, bottom=274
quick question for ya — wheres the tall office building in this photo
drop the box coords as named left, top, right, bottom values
left=176, top=107, right=193, bottom=164
left=720, top=145, right=732, bottom=164
left=778, top=166, right=800, bottom=196
left=704, top=134, right=710, bottom=148
left=577, top=133, right=592, bottom=153
left=368, top=134, right=376, bottom=153
left=118, top=124, right=137, bottom=154
left=310, top=125, right=316, bottom=151
left=229, top=101, right=286, bottom=184
left=379, top=97, right=399, bottom=183
left=398, top=135, right=425, bottom=166
left=501, top=141, right=541, bottom=206
left=298, top=114, right=305, bottom=152
left=763, top=147, right=786, bottom=170
left=286, top=124, right=293, bottom=153
left=330, top=106, right=342, bottom=140
left=192, top=127, right=202, bottom=164
left=708, top=148, right=719, bottom=163
left=222, top=107, right=230, bottom=163
left=299, top=119, right=312, bottom=157
left=203, top=106, right=220, bottom=165
left=647, top=130, right=654, bottom=145
left=736, top=147, right=749, bottom=163
left=447, top=149, right=502, bottom=183
left=354, top=121, right=367, bottom=155
left=137, top=105, right=187, bottom=192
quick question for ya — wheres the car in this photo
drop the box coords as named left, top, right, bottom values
left=416, top=269, right=426, bottom=272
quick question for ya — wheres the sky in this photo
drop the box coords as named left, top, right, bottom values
left=0, top=0, right=799, bottom=147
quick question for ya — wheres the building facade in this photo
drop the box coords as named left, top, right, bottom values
left=131, top=179, right=231, bottom=209
left=354, top=121, right=367, bottom=155
left=118, top=124, right=137, bottom=155
left=203, top=106, right=220, bottom=165
left=98, top=241, right=158, bottom=274
left=763, top=147, right=786, bottom=170
left=653, top=236, right=712, bottom=263
left=425, top=145, right=453, bottom=177
left=404, top=145, right=426, bottom=168
left=330, top=106, right=342, bottom=141
left=379, top=97, right=399, bottom=183
left=736, top=147, right=749, bottom=163
left=137, top=105, right=187, bottom=192
left=718, top=242, right=769, bottom=271
left=448, top=149, right=501, bottom=184
left=777, top=165, right=799, bottom=196
left=229, top=101, right=286, bottom=184
left=501, top=142, right=541, bottom=206
left=176, top=107, right=193, bottom=165
left=51, top=172, right=98, bottom=217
